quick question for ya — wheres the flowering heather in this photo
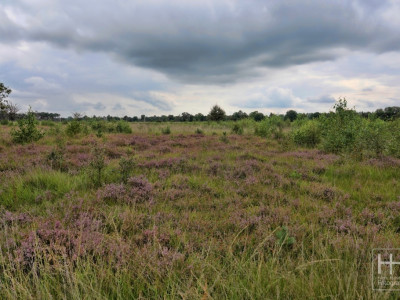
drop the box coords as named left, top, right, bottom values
left=96, top=175, right=154, bottom=205
left=97, top=183, right=126, bottom=202
left=0, top=121, right=399, bottom=299
left=1, top=210, right=31, bottom=226
left=334, top=218, right=357, bottom=234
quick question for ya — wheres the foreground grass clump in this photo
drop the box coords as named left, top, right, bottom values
left=0, top=122, right=399, bottom=299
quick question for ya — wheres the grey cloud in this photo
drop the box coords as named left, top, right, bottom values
left=130, top=92, right=173, bottom=111
left=2, top=0, right=400, bottom=84
left=93, top=102, right=106, bottom=110
left=241, top=87, right=297, bottom=109
left=113, top=103, right=124, bottom=111
left=362, top=87, right=374, bottom=92
left=308, top=95, right=336, bottom=104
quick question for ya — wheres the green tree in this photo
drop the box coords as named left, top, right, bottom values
left=284, top=110, right=298, bottom=122
left=208, top=105, right=226, bottom=121
left=11, top=107, right=44, bottom=143
left=249, top=111, right=264, bottom=121
left=0, top=83, right=12, bottom=112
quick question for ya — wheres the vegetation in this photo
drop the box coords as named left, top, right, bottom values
left=208, top=104, right=226, bottom=121
left=10, top=108, right=44, bottom=144
left=1, top=89, right=400, bottom=298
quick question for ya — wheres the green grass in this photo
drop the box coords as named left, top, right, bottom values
left=0, top=121, right=400, bottom=299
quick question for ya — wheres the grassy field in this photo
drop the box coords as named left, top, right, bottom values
left=1, top=121, right=400, bottom=299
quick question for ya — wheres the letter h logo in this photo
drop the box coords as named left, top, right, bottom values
left=378, top=253, right=400, bottom=275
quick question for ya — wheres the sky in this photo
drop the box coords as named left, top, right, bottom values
left=1, top=0, right=400, bottom=117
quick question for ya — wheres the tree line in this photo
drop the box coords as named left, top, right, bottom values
left=1, top=83, right=400, bottom=123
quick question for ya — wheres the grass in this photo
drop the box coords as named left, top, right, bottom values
left=0, top=121, right=400, bottom=299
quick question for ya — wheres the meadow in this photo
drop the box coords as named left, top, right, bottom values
left=1, top=107, right=400, bottom=299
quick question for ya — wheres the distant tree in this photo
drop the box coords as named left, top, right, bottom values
left=231, top=110, right=248, bottom=121
left=376, top=106, right=400, bottom=120
left=7, top=101, right=20, bottom=120
left=284, top=110, right=298, bottom=122
left=194, top=113, right=206, bottom=121
left=249, top=111, right=264, bottom=122
left=181, top=112, right=193, bottom=122
left=307, top=112, right=321, bottom=119
left=208, top=105, right=226, bottom=121
left=141, top=114, right=146, bottom=122
left=0, top=83, right=12, bottom=112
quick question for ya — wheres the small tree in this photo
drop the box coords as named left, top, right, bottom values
left=7, top=101, right=20, bottom=121
left=208, top=105, right=226, bottom=121
left=89, top=145, right=106, bottom=187
left=249, top=111, right=264, bottom=122
left=11, top=107, right=44, bottom=143
left=284, top=110, right=298, bottom=122
left=0, top=83, right=12, bottom=111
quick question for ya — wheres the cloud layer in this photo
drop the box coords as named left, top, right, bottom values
left=1, top=0, right=400, bottom=115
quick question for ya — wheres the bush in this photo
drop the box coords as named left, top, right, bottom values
left=292, top=120, right=321, bottom=147
left=231, top=123, right=243, bottom=135
left=387, top=120, right=400, bottom=158
left=1, top=119, right=9, bottom=125
left=46, top=144, right=67, bottom=171
left=161, top=126, right=171, bottom=135
left=255, top=115, right=285, bottom=139
left=41, top=120, right=55, bottom=126
left=116, top=121, right=132, bottom=134
left=66, top=120, right=82, bottom=137
left=355, top=119, right=389, bottom=158
left=195, top=128, right=204, bottom=135
left=320, top=98, right=362, bottom=153
left=119, top=157, right=135, bottom=183
left=10, top=108, right=44, bottom=144
left=88, top=145, right=106, bottom=187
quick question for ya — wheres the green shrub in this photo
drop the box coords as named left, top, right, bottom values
left=46, top=143, right=67, bottom=171
left=195, top=128, right=204, bottom=135
left=220, top=131, right=229, bottom=143
left=116, top=121, right=132, bottom=133
left=88, top=145, right=106, bottom=187
left=41, top=120, right=55, bottom=126
left=387, top=120, right=400, bottom=158
left=119, top=157, right=135, bottom=183
left=161, top=126, right=171, bottom=135
left=10, top=108, right=44, bottom=144
left=231, top=123, right=243, bottom=135
left=320, top=98, right=362, bottom=153
left=292, top=120, right=321, bottom=147
left=0, top=119, right=9, bottom=125
left=66, top=120, right=82, bottom=137
left=355, top=119, right=389, bottom=158
left=255, top=115, right=285, bottom=139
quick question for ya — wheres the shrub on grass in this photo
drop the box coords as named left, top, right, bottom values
left=292, top=120, right=321, bottom=147
left=119, top=157, right=135, bottom=183
left=255, top=115, right=285, bottom=139
left=231, top=123, right=243, bottom=135
left=10, top=108, right=44, bottom=144
left=88, top=145, right=106, bottom=187
left=66, top=120, right=82, bottom=137
left=161, top=126, right=171, bottom=135
left=116, top=121, right=132, bottom=134
left=355, top=118, right=389, bottom=158
left=387, top=119, right=400, bottom=158
left=319, top=98, right=362, bottom=154
left=195, top=128, right=204, bottom=135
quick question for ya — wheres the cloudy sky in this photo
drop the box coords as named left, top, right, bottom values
left=1, top=0, right=400, bottom=117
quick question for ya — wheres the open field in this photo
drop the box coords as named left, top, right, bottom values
left=1, top=120, right=400, bottom=299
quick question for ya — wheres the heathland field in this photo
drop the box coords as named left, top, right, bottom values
left=1, top=113, right=400, bottom=299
